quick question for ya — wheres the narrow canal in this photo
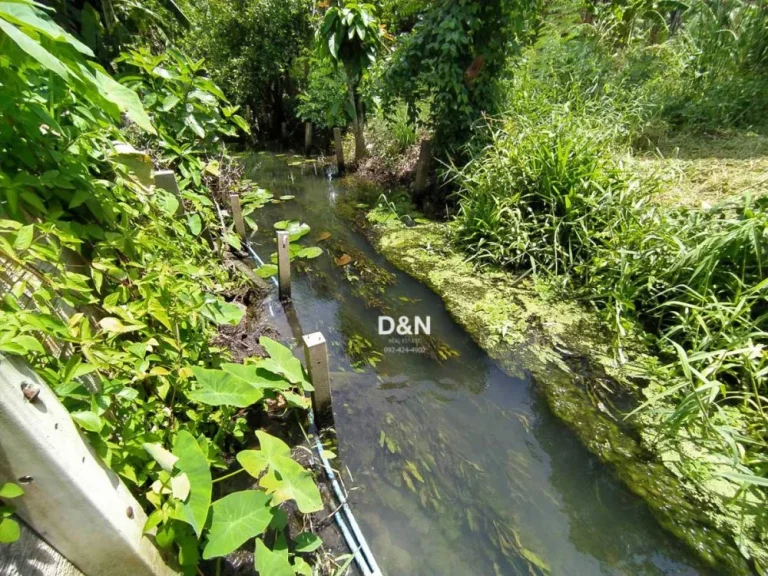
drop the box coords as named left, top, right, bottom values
left=244, top=152, right=710, bottom=576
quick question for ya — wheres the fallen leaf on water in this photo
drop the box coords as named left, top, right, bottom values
left=317, top=231, right=332, bottom=241
left=335, top=254, right=352, bottom=266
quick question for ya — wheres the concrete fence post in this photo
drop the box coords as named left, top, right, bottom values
left=302, top=332, right=333, bottom=427
left=229, top=193, right=246, bottom=239
left=0, top=354, right=177, bottom=576
left=276, top=230, right=291, bottom=300
left=154, top=170, right=184, bottom=214
left=333, top=127, right=345, bottom=174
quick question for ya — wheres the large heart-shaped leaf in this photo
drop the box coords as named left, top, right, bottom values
left=259, top=337, right=306, bottom=386
left=188, top=368, right=264, bottom=407
left=259, top=457, right=323, bottom=514
left=221, top=363, right=291, bottom=391
left=236, top=430, right=292, bottom=478
left=202, top=490, right=273, bottom=559
left=173, top=431, right=212, bottom=537
left=254, top=538, right=293, bottom=576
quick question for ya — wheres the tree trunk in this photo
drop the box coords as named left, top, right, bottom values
left=348, top=84, right=366, bottom=162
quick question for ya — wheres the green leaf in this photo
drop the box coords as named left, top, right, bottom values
left=259, top=337, right=305, bottom=385
left=236, top=430, right=292, bottom=479
left=259, top=457, right=323, bottom=513
left=232, top=115, right=250, bottom=134
left=241, top=432, right=322, bottom=513
left=161, top=94, right=181, bottom=112
left=187, top=213, right=202, bottom=236
left=294, top=531, right=322, bottom=552
left=297, top=247, right=322, bottom=259
left=90, top=66, right=155, bottom=134
left=142, top=443, right=179, bottom=472
left=0, top=483, right=23, bottom=499
left=158, top=191, right=179, bottom=216
left=12, top=225, right=33, bottom=251
left=185, top=114, right=205, bottom=138
left=254, top=538, right=293, bottom=576
left=0, top=517, right=20, bottom=544
left=0, top=17, right=70, bottom=79
left=71, top=410, right=103, bottom=432
left=221, top=363, right=291, bottom=391
left=256, top=264, right=278, bottom=278
left=202, top=490, right=273, bottom=559
left=12, top=334, right=44, bottom=354
left=189, top=367, right=264, bottom=407
left=0, top=2, right=93, bottom=55
left=201, top=297, right=244, bottom=326
left=273, top=220, right=310, bottom=241
left=717, top=471, right=768, bottom=487
left=99, top=317, right=145, bottom=334
left=173, top=430, right=212, bottom=538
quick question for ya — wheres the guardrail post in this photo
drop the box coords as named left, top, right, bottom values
left=276, top=230, right=291, bottom=300
left=302, top=332, right=333, bottom=427
left=0, top=354, right=176, bottom=576
left=154, top=170, right=184, bottom=214
left=333, top=127, right=345, bottom=175
left=229, top=193, right=246, bottom=239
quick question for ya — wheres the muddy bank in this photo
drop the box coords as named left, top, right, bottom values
left=359, top=215, right=756, bottom=574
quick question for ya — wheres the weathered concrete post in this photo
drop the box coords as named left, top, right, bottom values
left=154, top=169, right=185, bottom=214
left=302, top=332, right=333, bottom=427
left=0, top=354, right=176, bottom=576
left=414, top=139, right=432, bottom=197
left=304, top=122, right=313, bottom=157
left=229, top=193, right=246, bottom=238
left=333, top=127, right=345, bottom=174
left=276, top=230, right=291, bottom=300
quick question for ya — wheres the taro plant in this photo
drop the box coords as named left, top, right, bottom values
left=0, top=5, right=328, bottom=574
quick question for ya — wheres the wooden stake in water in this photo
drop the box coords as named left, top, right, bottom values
left=276, top=230, right=291, bottom=299
left=229, top=193, right=246, bottom=238
left=303, top=332, right=333, bottom=427
left=334, top=127, right=345, bottom=174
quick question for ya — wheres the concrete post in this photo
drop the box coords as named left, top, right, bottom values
left=302, top=332, right=333, bottom=427
left=276, top=230, right=291, bottom=300
left=0, top=354, right=177, bottom=576
left=333, top=127, right=345, bottom=174
left=154, top=170, right=184, bottom=214
left=304, top=122, right=313, bottom=157
left=229, top=193, right=246, bottom=239
left=414, top=139, right=432, bottom=197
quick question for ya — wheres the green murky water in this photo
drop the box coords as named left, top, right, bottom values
left=244, top=153, right=712, bottom=576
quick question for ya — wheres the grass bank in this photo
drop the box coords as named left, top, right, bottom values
left=362, top=211, right=761, bottom=573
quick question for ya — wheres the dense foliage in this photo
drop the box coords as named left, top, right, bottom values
left=450, top=0, right=768, bottom=567
left=0, top=3, right=325, bottom=574
left=381, top=0, right=538, bottom=154
left=183, top=0, right=312, bottom=137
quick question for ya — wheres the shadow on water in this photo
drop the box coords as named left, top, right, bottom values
left=243, top=152, right=712, bottom=576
